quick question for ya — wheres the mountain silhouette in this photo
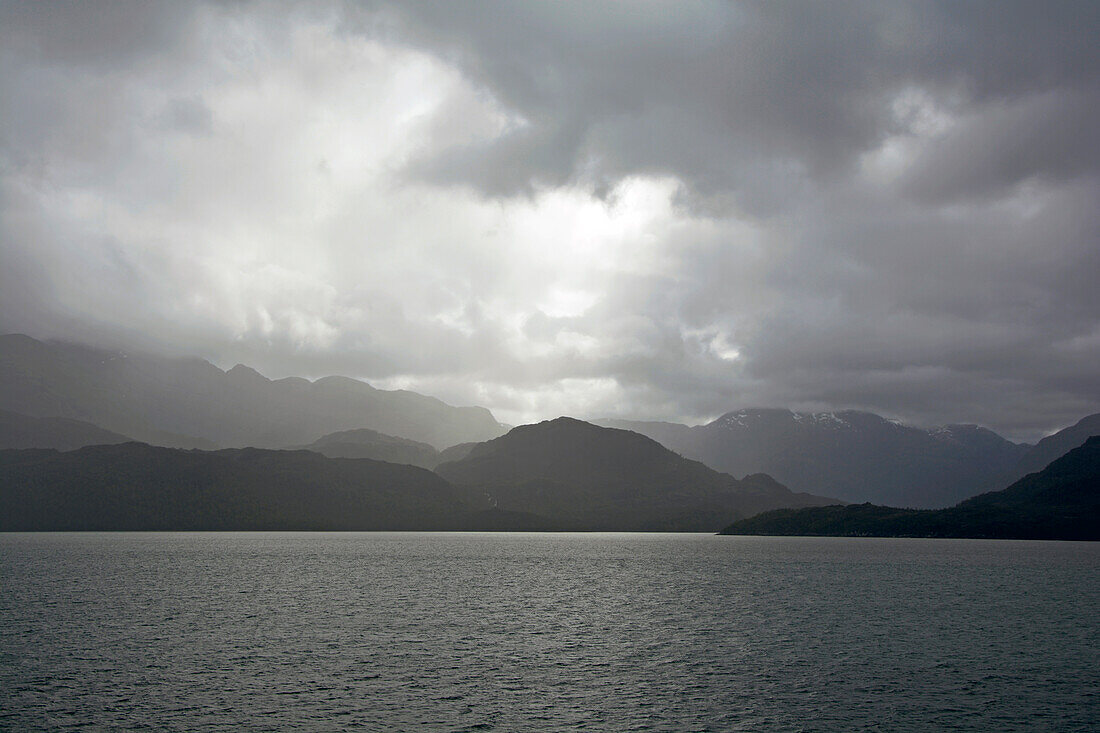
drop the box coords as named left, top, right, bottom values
left=0, top=334, right=505, bottom=449
left=294, top=427, right=442, bottom=469
left=1011, top=413, right=1100, bottom=479
left=720, top=436, right=1100, bottom=540
left=599, top=409, right=1028, bottom=508
left=436, top=417, right=839, bottom=531
left=0, top=443, right=471, bottom=531
left=0, top=409, right=133, bottom=451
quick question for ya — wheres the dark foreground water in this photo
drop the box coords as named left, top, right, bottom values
left=1, top=533, right=1097, bottom=731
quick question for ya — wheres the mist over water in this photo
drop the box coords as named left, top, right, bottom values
left=2, top=533, right=1097, bottom=731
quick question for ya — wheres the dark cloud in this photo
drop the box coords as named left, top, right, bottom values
left=377, top=0, right=1100, bottom=208
left=0, top=0, right=1097, bottom=441
left=899, top=90, right=1100, bottom=202
left=0, top=1, right=195, bottom=70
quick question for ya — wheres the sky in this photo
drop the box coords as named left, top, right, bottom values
left=1, top=1, right=1097, bottom=441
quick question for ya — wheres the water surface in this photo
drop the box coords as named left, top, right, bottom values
left=1, top=532, right=1097, bottom=731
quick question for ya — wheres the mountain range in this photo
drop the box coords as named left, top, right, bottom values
left=3, top=333, right=1098, bottom=517
left=0, top=418, right=839, bottom=532
left=720, top=436, right=1100, bottom=541
left=290, top=428, right=479, bottom=469
left=435, top=417, right=838, bottom=531
left=291, top=428, right=443, bottom=469
left=0, top=409, right=132, bottom=451
left=1011, top=413, right=1100, bottom=479
left=0, top=334, right=505, bottom=450
left=599, top=410, right=1035, bottom=508
left=0, top=443, right=467, bottom=531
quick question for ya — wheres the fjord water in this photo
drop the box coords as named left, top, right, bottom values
left=1, top=533, right=1096, bottom=731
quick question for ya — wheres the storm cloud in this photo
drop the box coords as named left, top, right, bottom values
left=1, top=0, right=1097, bottom=440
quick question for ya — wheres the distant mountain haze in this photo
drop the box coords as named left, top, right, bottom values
left=0, top=409, right=133, bottom=451
left=0, top=334, right=506, bottom=450
left=435, top=417, right=839, bottom=531
left=7, top=332, right=1099, bottom=529
left=436, top=442, right=479, bottom=465
left=599, top=409, right=1030, bottom=508
left=1011, top=413, right=1100, bottom=480
left=0, top=430, right=836, bottom=531
left=294, top=428, right=442, bottom=469
left=721, top=436, right=1100, bottom=541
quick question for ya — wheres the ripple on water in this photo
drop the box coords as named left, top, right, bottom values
left=1, top=532, right=1097, bottom=731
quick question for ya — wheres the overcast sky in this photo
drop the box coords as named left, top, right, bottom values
left=1, top=1, right=1097, bottom=441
